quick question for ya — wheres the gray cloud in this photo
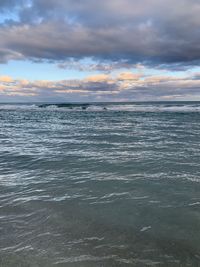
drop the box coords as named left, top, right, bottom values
left=57, top=60, right=135, bottom=72
left=0, top=0, right=200, bottom=67
left=0, top=0, right=26, bottom=11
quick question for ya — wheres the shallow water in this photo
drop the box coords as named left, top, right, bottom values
left=0, top=102, right=200, bottom=266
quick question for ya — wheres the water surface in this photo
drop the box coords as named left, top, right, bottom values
left=0, top=102, right=200, bottom=266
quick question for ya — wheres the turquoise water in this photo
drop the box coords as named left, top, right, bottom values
left=0, top=102, right=200, bottom=266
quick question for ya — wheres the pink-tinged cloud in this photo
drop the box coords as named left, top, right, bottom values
left=0, top=70, right=200, bottom=101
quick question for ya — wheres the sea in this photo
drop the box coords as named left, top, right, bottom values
left=0, top=101, right=200, bottom=267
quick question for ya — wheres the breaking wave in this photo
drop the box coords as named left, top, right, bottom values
left=0, top=102, right=200, bottom=112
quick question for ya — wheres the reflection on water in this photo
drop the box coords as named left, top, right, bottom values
left=0, top=102, right=200, bottom=266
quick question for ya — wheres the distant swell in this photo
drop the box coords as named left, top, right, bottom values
left=32, top=102, right=200, bottom=112
left=38, top=103, right=91, bottom=109
left=0, top=102, right=199, bottom=112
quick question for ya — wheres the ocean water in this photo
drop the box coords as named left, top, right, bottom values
left=0, top=102, right=200, bottom=267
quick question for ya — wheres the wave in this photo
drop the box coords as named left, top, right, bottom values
left=38, top=103, right=108, bottom=111
left=38, top=103, right=91, bottom=109
left=35, top=102, right=200, bottom=112
left=0, top=104, right=38, bottom=110
left=0, top=102, right=200, bottom=112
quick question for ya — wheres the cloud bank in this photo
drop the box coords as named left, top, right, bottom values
left=1, top=71, right=200, bottom=102
left=0, top=0, right=200, bottom=67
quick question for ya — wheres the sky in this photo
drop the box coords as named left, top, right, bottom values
left=0, top=0, right=200, bottom=102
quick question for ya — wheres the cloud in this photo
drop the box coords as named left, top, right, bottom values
left=0, top=0, right=26, bottom=11
left=0, top=48, right=23, bottom=63
left=0, top=75, right=13, bottom=83
left=118, top=72, right=141, bottom=81
left=0, top=0, right=200, bottom=67
left=1, top=71, right=200, bottom=101
left=85, top=74, right=110, bottom=83
left=57, top=60, right=135, bottom=72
